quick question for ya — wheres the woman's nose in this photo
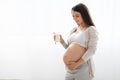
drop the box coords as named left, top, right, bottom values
left=73, top=17, right=77, bottom=21
left=75, top=18, right=79, bottom=22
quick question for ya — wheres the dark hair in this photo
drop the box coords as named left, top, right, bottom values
left=72, top=3, right=95, bottom=26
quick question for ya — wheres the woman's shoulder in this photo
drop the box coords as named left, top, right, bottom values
left=86, top=26, right=98, bottom=32
left=87, top=26, right=96, bottom=30
left=86, top=26, right=99, bottom=37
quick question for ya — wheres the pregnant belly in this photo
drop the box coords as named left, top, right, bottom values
left=63, top=43, right=86, bottom=65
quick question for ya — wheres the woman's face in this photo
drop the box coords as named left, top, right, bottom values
left=71, top=10, right=84, bottom=26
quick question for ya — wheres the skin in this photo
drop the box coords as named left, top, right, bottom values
left=71, top=10, right=88, bottom=30
left=54, top=10, right=89, bottom=70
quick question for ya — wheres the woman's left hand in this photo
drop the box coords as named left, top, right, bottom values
left=67, top=59, right=84, bottom=70
left=67, top=62, right=78, bottom=70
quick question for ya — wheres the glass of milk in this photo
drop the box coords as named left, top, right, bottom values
left=54, top=32, right=60, bottom=44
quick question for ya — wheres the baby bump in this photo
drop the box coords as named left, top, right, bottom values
left=63, top=43, right=86, bottom=64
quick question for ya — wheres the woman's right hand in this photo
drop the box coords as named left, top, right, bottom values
left=53, top=32, right=64, bottom=44
left=59, top=34, right=65, bottom=44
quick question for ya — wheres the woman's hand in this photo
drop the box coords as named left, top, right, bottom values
left=59, top=34, right=65, bottom=44
left=53, top=32, right=68, bottom=49
left=67, top=62, right=78, bottom=70
left=53, top=32, right=64, bottom=44
left=67, top=59, right=84, bottom=70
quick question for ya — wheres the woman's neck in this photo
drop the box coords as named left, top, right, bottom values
left=78, top=23, right=89, bottom=31
left=78, top=26, right=88, bottom=31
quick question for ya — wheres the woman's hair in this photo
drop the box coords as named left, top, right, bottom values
left=72, top=3, right=95, bottom=26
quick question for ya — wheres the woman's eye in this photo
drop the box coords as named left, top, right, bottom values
left=76, top=15, right=79, bottom=17
left=73, top=15, right=75, bottom=17
left=72, top=15, right=80, bottom=19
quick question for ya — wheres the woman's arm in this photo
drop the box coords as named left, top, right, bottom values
left=60, top=27, right=77, bottom=49
left=59, top=35, right=68, bottom=49
left=60, top=41, right=68, bottom=49
left=82, top=26, right=98, bottom=62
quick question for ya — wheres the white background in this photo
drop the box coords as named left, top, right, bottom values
left=0, top=0, right=120, bottom=80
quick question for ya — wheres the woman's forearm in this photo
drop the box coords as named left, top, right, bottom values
left=60, top=41, right=68, bottom=49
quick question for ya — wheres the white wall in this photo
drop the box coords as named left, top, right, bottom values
left=0, top=0, right=120, bottom=80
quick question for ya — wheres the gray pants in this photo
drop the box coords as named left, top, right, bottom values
left=65, top=62, right=92, bottom=80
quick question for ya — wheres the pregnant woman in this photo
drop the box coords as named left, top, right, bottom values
left=53, top=3, right=98, bottom=80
